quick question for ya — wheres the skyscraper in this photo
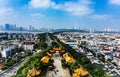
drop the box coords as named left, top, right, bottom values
left=5, top=24, right=10, bottom=30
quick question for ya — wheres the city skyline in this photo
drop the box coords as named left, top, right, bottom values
left=0, top=0, right=120, bottom=29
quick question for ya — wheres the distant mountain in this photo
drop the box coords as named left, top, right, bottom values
left=53, top=29, right=88, bottom=33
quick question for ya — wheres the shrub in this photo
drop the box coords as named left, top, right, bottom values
left=70, top=61, right=80, bottom=72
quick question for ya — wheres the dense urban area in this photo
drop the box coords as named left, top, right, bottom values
left=1, top=0, right=120, bottom=77
left=0, top=31, right=119, bottom=77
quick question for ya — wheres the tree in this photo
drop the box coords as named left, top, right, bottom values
left=32, top=59, right=44, bottom=69
left=93, top=65, right=105, bottom=76
left=98, top=54, right=105, bottom=62
left=12, top=56, right=20, bottom=62
left=61, top=58, right=67, bottom=68
left=70, top=62, right=80, bottom=72
left=39, top=40, right=48, bottom=49
left=81, top=57, right=91, bottom=64
left=0, top=53, right=2, bottom=57
left=85, top=64, right=94, bottom=70
left=51, top=42, right=59, bottom=47
left=18, top=46, right=24, bottom=52
left=22, top=68, right=28, bottom=75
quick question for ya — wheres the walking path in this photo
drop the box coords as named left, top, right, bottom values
left=46, top=53, right=71, bottom=77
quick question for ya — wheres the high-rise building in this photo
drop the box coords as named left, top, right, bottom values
left=12, top=24, right=16, bottom=30
left=0, top=25, right=3, bottom=30
left=19, top=27, right=24, bottom=31
left=4, top=24, right=18, bottom=30
left=5, top=24, right=10, bottom=30
left=29, top=25, right=34, bottom=31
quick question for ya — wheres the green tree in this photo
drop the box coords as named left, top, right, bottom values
left=93, top=65, right=105, bottom=76
left=32, top=59, right=44, bottom=69
left=98, top=54, right=105, bottom=62
left=18, top=46, right=24, bottom=52
left=70, top=61, right=80, bottom=72
left=22, top=68, right=28, bottom=75
left=39, top=40, right=48, bottom=49
left=81, top=57, right=91, bottom=64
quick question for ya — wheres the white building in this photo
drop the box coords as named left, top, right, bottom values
left=113, top=57, right=120, bottom=66
left=64, top=39, right=77, bottom=48
left=23, top=41, right=35, bottom=51
left=0, top=46, right=17, bottom=58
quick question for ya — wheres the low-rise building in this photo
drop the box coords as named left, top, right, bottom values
left=0, top=45, right=17, bottom=58
left=113, top=57, right=120, bottom=66
left=23, top=41, right=35, bottom=51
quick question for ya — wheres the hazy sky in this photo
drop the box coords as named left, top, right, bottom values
left=0, top=0, right=120, bottom=30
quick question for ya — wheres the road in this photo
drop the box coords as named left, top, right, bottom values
left=46, top=33, right=52, bottom=46
left=0, top=59, right=24, bottom=77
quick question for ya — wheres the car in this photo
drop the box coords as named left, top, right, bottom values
left=110, top=66, right=114, bottom=69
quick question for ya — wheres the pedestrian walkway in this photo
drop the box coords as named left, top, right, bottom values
left=46, top=52, right=71, bottom=77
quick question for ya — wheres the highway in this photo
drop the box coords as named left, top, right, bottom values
left=0, top=59, right=24, bottom=77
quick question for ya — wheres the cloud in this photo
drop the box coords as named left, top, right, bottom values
left=0, top=7, right=18, bottom=24
left=0, top=7, right=13, bottom=16
left=91, top=14, right=112, bottom=20
left=28, top=0, right=62, bottom=9
left=28, top=0, right=94, bottom=16
left=63, top=0, right=93, bottom=15
left=29, top=0, right=53, bottom=8
left=30, top=13, right=45, bottom=17
left=109, top=0, right=120, bottom=5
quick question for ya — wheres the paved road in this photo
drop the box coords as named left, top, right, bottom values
left=0, top=59, right=24, bottom=77
left=46, top=34, right=51, bottom=46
